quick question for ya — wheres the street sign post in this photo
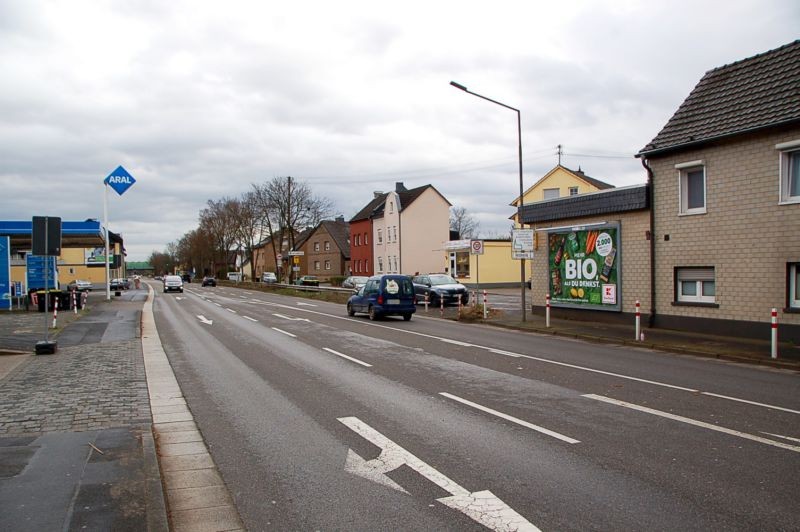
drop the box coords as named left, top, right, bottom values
left=511, top=229, right=534, bottom=260
left=103, top=165, right=136, bottom=300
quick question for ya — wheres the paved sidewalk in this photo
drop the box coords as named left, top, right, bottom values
left=0, top=290, right=169, bottom=531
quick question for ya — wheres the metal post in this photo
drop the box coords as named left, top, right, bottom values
left=546, top=293, right=550, bottom=328
left=771, top=308, right=778, bottom=359
left=483, top=289, right=487, bottom=320
left=103, top=183, right=111, bottom=301
left=424, top=292, right=429, bottom=312
left=440, top=294, right=444, bottom=318
left=635, top=300, right=641, bottom=341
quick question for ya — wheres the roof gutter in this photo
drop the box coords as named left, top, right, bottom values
left=641, top=156, right=656, bottom=328
left=636, top=117, right=800, bottom=158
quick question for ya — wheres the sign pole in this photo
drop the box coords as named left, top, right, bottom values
left=104, top=182, right=111, bottom=301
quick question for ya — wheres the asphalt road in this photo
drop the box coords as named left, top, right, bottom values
left=151, top=282, right=800, bottom=531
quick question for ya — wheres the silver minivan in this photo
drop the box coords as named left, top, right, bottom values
left=163, top=275, right=184, bottom=293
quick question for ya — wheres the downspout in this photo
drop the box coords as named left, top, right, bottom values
left=641, top=156, right=656, bottom=328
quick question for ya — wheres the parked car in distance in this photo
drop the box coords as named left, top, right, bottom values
left=342, top=276, right=369, bottom=290
left=294, top=275, right=320, bottom=286
left=181, top=274, right=192, bottom=283
left=201, top=276, right=217, bottom=287
left=412, top=274, right=469, bottom=306
left=163, top=275, right=184, bottom=293
left=154, top=276, right=162, bottom=281
left=261, top=272, right=278, bottom=283
left=347, top=274, right=416, bottom=321
left=67, top=279, right=92, bottom=292
left=227, top=272, right=242, bottom=282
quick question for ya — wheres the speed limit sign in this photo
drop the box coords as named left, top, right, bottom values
left=470, top=239, right=484, bottom=255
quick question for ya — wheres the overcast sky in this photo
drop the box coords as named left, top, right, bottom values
left=1, top=1, right=798, bottom=261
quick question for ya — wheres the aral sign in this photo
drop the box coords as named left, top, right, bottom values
left=547, top=223, right=620, bottom=311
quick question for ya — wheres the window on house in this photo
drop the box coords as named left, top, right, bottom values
left=377, top=257, right=383, bottom=272
left=569, top=186, right=579, bottom=196
left=314, top=261, right=320, bottom=270
left=676, top=267, right=716, bottom=304
left=790, top=263, right=800, bottom=309
left=543, top=188, right=559, bottom=200
left=314, top=242, right=320, bottom=251
left=777, top=141, right=800, bottom=203
left=393, top=226, right=397, bottom=242
left=364, top=233, right=369, bottom=245
left=389, top=201, right=394, bottom=213
left=324, top=260, right=331, bottom=270
left=324, top=241, right=330, bottom=251
left=377, top=230, right=383, bottom=244
left=676, top=161, right=706, bottom=214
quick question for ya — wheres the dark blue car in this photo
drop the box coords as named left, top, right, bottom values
left=347, top=274, right=417, bottom=321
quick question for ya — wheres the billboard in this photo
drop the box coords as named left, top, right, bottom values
left=547, top=223, right=620, bottom=311
left=85, top=247, right=107, bottom=266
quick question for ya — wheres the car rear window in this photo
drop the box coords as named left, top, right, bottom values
left=384, top=277, right=414, bottom=296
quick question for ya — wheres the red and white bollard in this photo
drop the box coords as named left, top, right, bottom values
left=546, top=294, right=551, bottom=328
left=72, top=290, right=78, bottom=314
left=440, top=294, right=444, bottom=317
left=82, top=291, right=88, bottom=308
left=472, top=290, right=477, bottom=307
left=771, top=308, right=778, bottom=359
left=482, top=290, right=487, bottom=319
left=52, top=297, right=58, bottom=328
left=635, top=300, right=641, bottom=341
left=457, top=297, right=462, bottom=320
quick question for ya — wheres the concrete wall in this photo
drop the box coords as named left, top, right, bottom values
left=647, top=126, right=800, bottom=340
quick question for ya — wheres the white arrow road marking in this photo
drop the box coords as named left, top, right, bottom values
left=322, top=348, right=372, bottom=367
left=272, top=313, right=311, bottom=322
left=197, top=315, right=213, bottom=325
left=271, top=327, right=296, bottom=338
left=585, top=394, right=800, bottom=453
left=338, top=416, right=539, bottom=532
left=296, top=302, right=317, bottom=307
left=176, top=296, right=185, bottom=301
left=440, top=393, right=580, bottom=444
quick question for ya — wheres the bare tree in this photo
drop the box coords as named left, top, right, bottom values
left=233, top=191, right=263, bottom=281
left=450, top=206, right=480, bottom=239
left=199, top=197, right=240, bottom=276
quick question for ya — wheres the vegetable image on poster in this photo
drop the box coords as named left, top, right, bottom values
left=547, top=225, right=620, bottom=311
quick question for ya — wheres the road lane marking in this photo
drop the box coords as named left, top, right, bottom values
left=226, top=308, right=237, bottom=313
left=322, top=348, right=372, bottom=367
left=242, top=316, right=258, bottom=322
left=214, top=303, right=222, bottom=307
left=488, top=348, right=521, bottom=358
left=296, top=302, right=317, bottom=306
left=196, top=315, right=213, bottom=325
left=761, top=432, right=800, bottom=443
left=338, top=416, right=539, bottom=531
left=235, top=297, right=800, bottom=416
left=273, top=313, right=311, bottom=322
left=271, top=327, right=296, bottom=338
left=440, top=392, right=580, bottom=444
left=584, top=394, right=800, bottom=453
left=700, top=392, right=800, bottom=415
left=441, top=339, right=473, bottom=347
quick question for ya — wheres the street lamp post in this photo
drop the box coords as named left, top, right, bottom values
left=450, top=81, right=527, bottom=321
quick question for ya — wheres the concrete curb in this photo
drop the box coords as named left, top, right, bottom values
left=143, top=427, right=170, bottom=532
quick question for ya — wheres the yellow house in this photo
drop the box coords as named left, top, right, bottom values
left=511, top=165, right=614, bottom=225
left=444, top=239, right=524, bottom=288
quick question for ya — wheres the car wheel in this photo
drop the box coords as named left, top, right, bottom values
left=368, top=305, right=378, bottom=321
left=179, top=288, right=183, bottom=293
left=403, top=313, right=412, bottom=321
left=461, top=294, right=469, bottom=305
left=347, top=302, right=355, bottom=317
left=429, top=293, right=439, bottom=307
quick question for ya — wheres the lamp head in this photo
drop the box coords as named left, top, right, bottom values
left=450, top=81, right=467, bottom=91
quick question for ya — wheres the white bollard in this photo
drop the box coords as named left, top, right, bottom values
left=482, top=290, right=487, bottom=319
left=771, top=308, right=778, bottom=359
left=52, top=297, right=58, bottom=328
left=635, top=300, right=641, bottom=340
left=440, top=294, right=444, bottom=317
left=424, top=292, right=429, bottom=312
left=546, top=294, right=551, bottom=328
left=72, top=290, right=77, bottom=315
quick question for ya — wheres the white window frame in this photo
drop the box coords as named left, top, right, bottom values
left=676, top=267, right=716, bottom=304
left=790, top=263, right=800, bottom=309
left=377, top=229, right=383, bottom=244
left=377, top=257, right=384, bottom=273
left=324, top=260, right=331, bottom=270
left=314, top=261, right=320, bottom=271
left=777, top=140, right=800, bottom=204
left=569, top=186, right=579, bottom=196
left=676, top=160, right=706, bottom=215
left=324, top=241, right=331, bottom=251
left=314, top=242, right=320, bottom=251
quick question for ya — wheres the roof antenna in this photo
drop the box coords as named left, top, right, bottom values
left=557, top=144, right=562, bottom=166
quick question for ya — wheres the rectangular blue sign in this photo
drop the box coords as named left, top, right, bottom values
left=0, top=237, right=9, bottom=309
left=26, top=255, right=57, bottom=292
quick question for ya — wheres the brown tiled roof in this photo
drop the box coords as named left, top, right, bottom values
left=320, top=220, right=351, bottom=259
left=639, top=40, right=800, bottom=156
left=568, top=167, right=615, bottom=190
left=350, top=194, right=387, bottom=222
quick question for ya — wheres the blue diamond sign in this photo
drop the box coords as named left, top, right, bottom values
left=104, top=165, right=136, bottom=196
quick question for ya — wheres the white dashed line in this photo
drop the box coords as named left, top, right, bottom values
left=271, top=327, right=296, bottom=338
left=323, top=348, right=372, bottom=367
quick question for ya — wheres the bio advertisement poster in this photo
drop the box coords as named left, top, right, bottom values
left=547, top=224, right=620, bottom=311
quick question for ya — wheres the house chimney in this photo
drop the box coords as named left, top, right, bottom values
left=395, top=182, right=407, bottom=192
left=373, top=191, right=383, bottom=198
left=335, top=215, right=344, bottom=222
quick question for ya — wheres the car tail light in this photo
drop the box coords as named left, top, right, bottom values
left=377, top=295, right=383, bottom=305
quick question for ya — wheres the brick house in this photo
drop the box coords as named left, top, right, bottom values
left=637, top=40, right=800, bottom=342
left=349, top=195, right=383, bottom=277
left=300, top=217, right=350, bottom=281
